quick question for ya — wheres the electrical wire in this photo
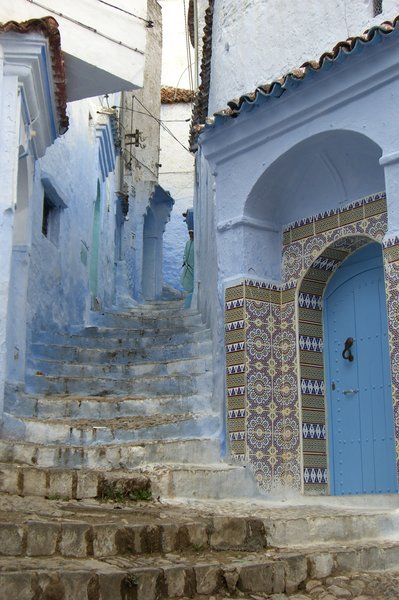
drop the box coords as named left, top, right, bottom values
left=131, top=96, right=191, bottom=154
left=111, top=98, right=191, bottom=154
left=112, top=105, right=191, bottom=125
left=118, top=119, right=159, bottom=179
left=127, top=153, right=159, bottom=179
left=25, top=0, right=145, bottom=55
left=119, top=106, right=190, bottom=122
left=96, top=0, right=153, bottom=27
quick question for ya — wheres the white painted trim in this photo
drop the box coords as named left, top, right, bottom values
left=1, top=32, right=59, bottom=157
left=380, top=150, right=399, bottom=167
left=217, top=214, right=279, bottom=232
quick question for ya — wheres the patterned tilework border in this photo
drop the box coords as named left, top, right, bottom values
left=225, top=284, right=246, bottom=459
left=225, top=192, right=399, bottom=497
left=245, top=293, right=301, bottom=493
left=283, top=191, right=386, bottom=236
left=383, top=239, right=399, bottom=484
left=224, top=278, right=301, bottom=492
left=292, top=194, right=393, bottom=494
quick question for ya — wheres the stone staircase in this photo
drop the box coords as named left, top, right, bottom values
left=2, top=300, right=399, bottom=599
left=0, top=300, right=258, bottom=501
left=1, top=494, right=399, bottom=598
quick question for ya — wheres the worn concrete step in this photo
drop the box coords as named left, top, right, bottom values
left=0, top=513, right=267, bottom=559
left=33, top=326, right=211, bottom=349
left=30, top=339, right=212, bottom=364
left=140, top=463, right=262, bottom=500
left=0, top=461, right=257, bottom=501
left=5, top=391, right=212, bottom=419
left=88, top=310, right=203, bottom=329
left=0, top=464, right=151, bottom=500
left=2, top=412, right=220, bottom=446
left=2, top=500, right=399, bottom=560
left=25, top=370, right=213, bottom=396
left=0, top=437, right=220, bottom=469
left=27, top=355, right=212, bottom=379
left=2, top=540, right=399, bottom=599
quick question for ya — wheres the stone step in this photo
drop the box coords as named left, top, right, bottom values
left=88, top=310, right=203, bottom=329
left=0, top=460, right=258, bottom=501
left=5, top=391, right=212, bottom=419
left=25, top=370, right=213, bottom=396
left=30, top=339, right=212, bottom=364
left=0, top=465, right=152, bottom=500
left=0, top=437, right=221, bottom=469
left=2, top=539, right=399, bottom=599
left=1, top=412, right=220, bottom=445
left=1, top=496, right=399, bottom=559
left=27, top=355, right=212, bottom=380
left=140, top=463, right=262, bottom=500
left=33, top=326, right=211, bottom=348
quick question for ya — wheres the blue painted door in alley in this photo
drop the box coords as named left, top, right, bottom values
left=324, top=242, right=397, bottom=495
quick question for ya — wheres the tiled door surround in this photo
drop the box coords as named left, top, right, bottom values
left=225, top=191, right=399, bottom=494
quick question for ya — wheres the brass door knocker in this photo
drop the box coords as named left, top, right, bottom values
left=342, top=337, right=354, bottom=362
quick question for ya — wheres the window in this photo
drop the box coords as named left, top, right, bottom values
left=42, top=194, right=61, bottom=244
left=373, top=0, right=383, bottom=16
left=40, top=177, right=67, bottom=246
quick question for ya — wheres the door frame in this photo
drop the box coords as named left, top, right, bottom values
left=323, top=242, right=396, bottom=495
left=297, top=234, right=399, bottom=495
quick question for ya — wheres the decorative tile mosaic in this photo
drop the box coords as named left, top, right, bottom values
left=225, top=191, right=399, bottom=495
left=225, top=284, right=246, bottom=459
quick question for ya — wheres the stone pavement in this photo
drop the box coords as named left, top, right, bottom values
left=1, top=493, right=399, bottom=598
left=174, top=571, right=399, bottom=598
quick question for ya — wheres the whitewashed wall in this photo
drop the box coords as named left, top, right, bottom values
left=160, top=101, right=195, bottom=290
left=209, top=0, right=399, bottom=114
left=5, top=96, right=121, bottom=390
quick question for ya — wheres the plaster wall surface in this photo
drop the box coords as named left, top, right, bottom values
left=24, top=98, right=117, bottom=340
left=208, top=0, right=399, bottom=114
left=195, top=148, right=226, bottom=452
left=120, top=0, right=164, bottom=301
left=194, top=28, right=399, bottom=471
left=200, top=32, right=399, bottom=286
left=158, top=0, right=197, bottom=293
left=0, top=61, right=19, bottom=413
left=0, top=0, right=147, bottom=101
left=160, top=102, right=195, bottom=290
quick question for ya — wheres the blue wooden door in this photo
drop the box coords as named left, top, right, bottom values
left=324, top=242, right=397, bottom=495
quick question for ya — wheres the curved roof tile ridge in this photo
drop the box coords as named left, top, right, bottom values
left=204, top=14, right=399, bottom=128
left=0, top=16, right=68, bottom=134
left=161, top=86, right=195, bottom=104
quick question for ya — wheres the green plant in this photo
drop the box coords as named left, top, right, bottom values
left=124, top=573, right=137, bottom=588
left=127, top=489, right=152, bottom=502
left=98, top=483, right=152, bottom=504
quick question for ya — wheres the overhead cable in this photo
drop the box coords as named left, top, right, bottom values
left=25, top=0, right=144, bottom=54
left=112, top=98, right=191, bottom=154
left=96, top=0, right=153, bottom=27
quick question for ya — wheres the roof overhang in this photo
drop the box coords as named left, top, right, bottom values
left=0, top=0, right=148, bottom=102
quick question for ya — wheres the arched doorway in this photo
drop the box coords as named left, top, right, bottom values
left=324, top=242, right=397, bottom=495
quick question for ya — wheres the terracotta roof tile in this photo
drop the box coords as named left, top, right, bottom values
left=0, top=17, right=68, bottom=134
left=189, top=0, right=214, bottom=151
left=196, top=14, right=399, bottom=136
left=161, top=86, right=195, bottom=104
